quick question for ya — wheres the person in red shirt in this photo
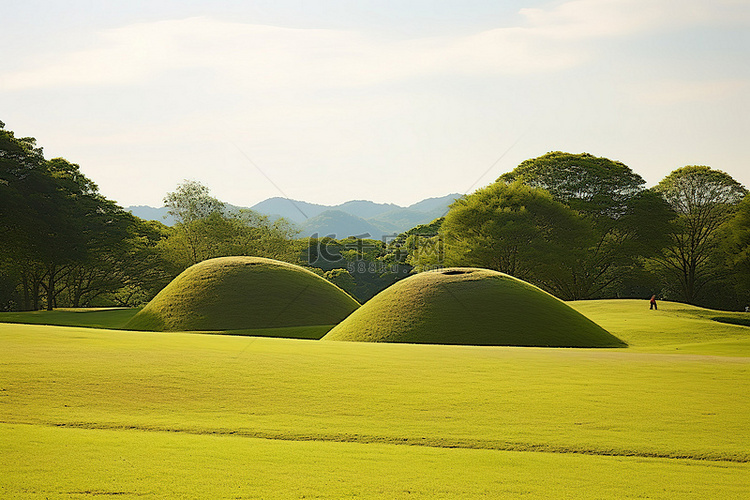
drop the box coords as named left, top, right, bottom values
left=650, top=295, right=657, bottom=310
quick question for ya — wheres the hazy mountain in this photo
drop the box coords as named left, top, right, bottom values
left=249, top=197, right=328, bottom=224
left=127, top=193, right=461, bottom=238
left=300, top=210, right=385, bottom=239
left=369, top=194, right=460, bottom=233
left=407, top=194, right=461, bottom=213
left=335, top=200, right=400, bottom=219
left=126, top=205, right=175, bottom=226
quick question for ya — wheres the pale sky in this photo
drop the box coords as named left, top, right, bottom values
left=2, top=0, right=749, bottom=207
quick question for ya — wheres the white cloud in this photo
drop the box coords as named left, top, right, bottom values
left=4, top=1, right=746, bottom=93
left=4, top=0, right=748, bottom=93
left=0, top=18, right=583, bottom=92
left=520, top=0, right=750, bottom=39
left=3, top=0, right=749, bottom=206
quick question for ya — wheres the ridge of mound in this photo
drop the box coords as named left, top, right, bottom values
left=322, top=268, right=625, bottom=347
left=126, top=256, right=359, bottom=332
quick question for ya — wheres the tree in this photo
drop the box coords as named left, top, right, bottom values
left=498, top=152, right=672, bottom=298
left=498, top=152, right=646, bottom=218
left=323, top=268, right=357, bottom=297
left=653, top=166, right=747, bottom=304
left=721, top=194, right=750, bottom=309
left=300, top=235, right=411, bottom=302
left=441, top=182, right=591, bottom=298
left=0, top=121, right=49, bottom=309
left=402, top=219, right=445, bottom=272
left=159, top=181, right=299, bottom=272
left=1, top=120, right=158, bottom=310
left=164, top=180, right=225, bottom=224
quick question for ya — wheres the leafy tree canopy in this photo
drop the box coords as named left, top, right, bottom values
left=498, top=152, right=646, bottom=219
left=652, top=165, right=747, bottom=304
left=654, top=165, right=747, bottom=217
left=441, top=181, right=589, bottom=286
left=164, top=179, right=225, bottom=225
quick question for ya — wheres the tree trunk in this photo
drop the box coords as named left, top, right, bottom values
left=46, top=263, right=56, bottom=311
left=21, top=272, right=30, bottom=311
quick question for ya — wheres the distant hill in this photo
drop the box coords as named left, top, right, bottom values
left=249, top=197, right=328, bottom=224
left=407, top=194, right=460, bottom=213
left=335, top=200, right=400, bottom=220
left=126, top=205, right=175, bottom=226
left=127, top=193, right=461, bottom=239
left=301, top=210, right=386, bottom=239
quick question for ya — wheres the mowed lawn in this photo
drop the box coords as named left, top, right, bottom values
left=1, top=300, right=749, bottom=498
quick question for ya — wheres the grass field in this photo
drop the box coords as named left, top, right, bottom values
left=0, top=309, right=333, bottom=339
left=0, top=307, right=139, bottom=329
left=570, top=299, right=750, bottom=356
left=1, top=299, right=749, bottom=498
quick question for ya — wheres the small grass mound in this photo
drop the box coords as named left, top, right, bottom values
left=322, top=268, right=624, bottom=347
left=126, top=257, right=359, bottom=332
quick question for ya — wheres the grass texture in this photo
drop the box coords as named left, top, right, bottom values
left=2, top=423, right=747, bottom=499
left=323, top=267, right=625, bottom=347
left=570, top=299, right=750, bottom=356
left=2, top=299, right=749, bottom=498
left=125, top=256, right=359, bottom=331
left=0, top=309, right=333, bottom=339
left=2, top=322, right=747, bottom=461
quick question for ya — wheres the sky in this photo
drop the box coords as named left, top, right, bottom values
left=2, top=0, right=749, bottom=208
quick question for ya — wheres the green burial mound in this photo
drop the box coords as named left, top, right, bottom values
left=322, top=268, right=625, bottom=347
left=126, top=256, right=359, bottom=332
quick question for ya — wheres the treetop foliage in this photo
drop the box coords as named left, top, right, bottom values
left=164, top=179, right=225, bottom=225
left=498, top=151, right=646, bottom=218
left=654, top=165, right=747, bottom=215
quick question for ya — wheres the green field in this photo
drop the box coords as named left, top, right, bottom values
left=1, top=299, right=749, bottom=498
left=0, top=307, right=139, bottom=329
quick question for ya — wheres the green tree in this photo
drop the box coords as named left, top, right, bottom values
left=163, top=180, right=226, bottom=265
left=721, top=194, right=750, bottom=309
left=441, top=182, right=591, bottom=298
left=164, top=179, right=225, bottom=224
left=498, top=152, right=672, bottom=298
left=498, top=151, right=646, bottom=218
left=323, top=268, right=357, bottom=297
left=0, top=121, right=48, bottom=309
left=653, top=166, right=747, bottom=304
left=379, top=218, right=444, bottom=272
left=300, top=236, right=410, bottom=302
left=159, top=182, right=298, bottom=272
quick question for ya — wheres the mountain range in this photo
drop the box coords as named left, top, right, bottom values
left=126, top=193, right=461, bottom=240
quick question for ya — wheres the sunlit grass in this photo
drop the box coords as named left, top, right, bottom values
left=2, top=322, right=748, bottom=461
left=2, top=423, right=747, bottom=499
left=2, top=298, right=749, bottom=497
left=570, top=299, right=750, bottom=356
left=0, top=307, right=139, bottom=329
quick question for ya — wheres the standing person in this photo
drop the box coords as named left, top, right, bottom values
left=650, top=295, right=657, bottom=310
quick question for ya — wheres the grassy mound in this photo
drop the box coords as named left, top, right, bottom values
left=126, top=256, right=359, bottom=331
left=323, top=268, right=624, bottom=347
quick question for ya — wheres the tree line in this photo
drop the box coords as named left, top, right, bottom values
left=409, top=152, right=749, bottom=310
left=2, top=121, right=749, bottom=311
